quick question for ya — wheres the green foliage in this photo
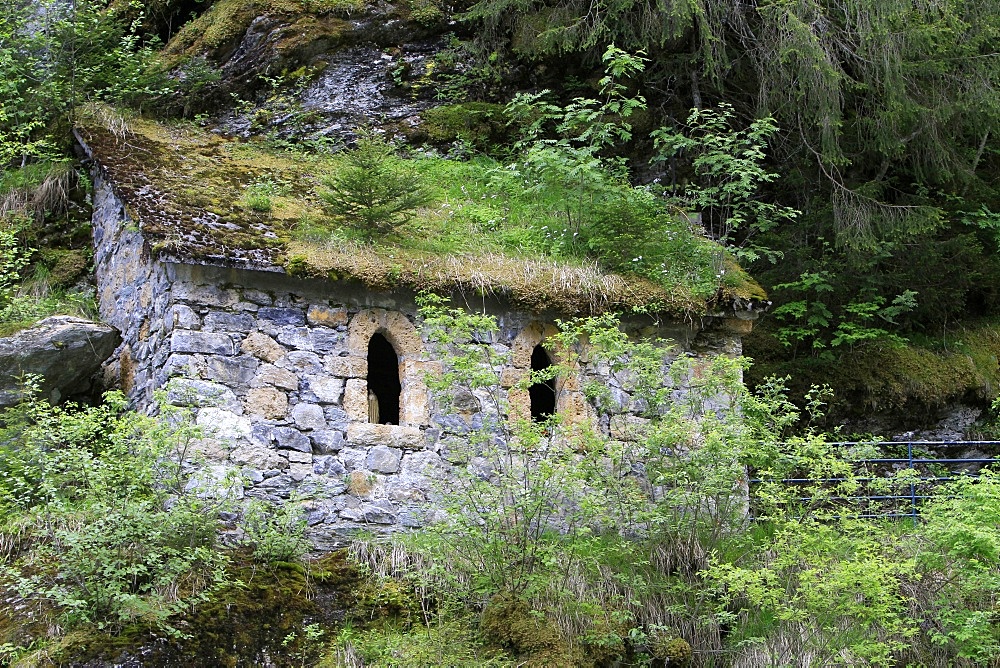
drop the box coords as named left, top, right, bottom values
left=329, top=617, right=512, bottom=667
left=319, top=135, right=432, bottom=239
left=242, top=180, right=275, bottom=213
left=504, top=45, right=646, bottom=240
left=0, top=216, right=97, bottom=334
left=771, top=268, right=919, bottom=355
left=407, top=0, right=446, bottom=25
left=487, top=46, right=744, bottom=298
left=0, top=216, right=31, bottom=315
left=332, top=299, right=1000, bottom=665
left=0, top=387, right=230, bottom=635
left=652, top=103, right=795, bottom=264
left=459, top=0, right=1000, bottom=341
left=0, top=0, right=171, bottom=167
left=241, top=498, right=312, bottom=565
left=918, top=470, right=1000, bottom=661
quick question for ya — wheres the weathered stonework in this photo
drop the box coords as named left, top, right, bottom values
left=89, top=176, right=755, bottom=549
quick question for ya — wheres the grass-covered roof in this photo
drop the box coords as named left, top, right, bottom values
left=76, top=110, right=765, bottom=317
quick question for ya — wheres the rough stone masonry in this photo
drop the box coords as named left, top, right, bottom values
left=90, top=171, right=750, bottom=549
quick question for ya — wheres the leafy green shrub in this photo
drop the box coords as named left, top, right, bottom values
left=319, top=135, right=431, bottom=239
left=241, top=498, right=312, bottom=565
left=347, top=298, right=1000, bottom=665
left=306, top=0, right=366, bottom=14
left=408, top=0, right=445, bottom=25
left=0, top=388, right=230, bottom=635
left=917, top=470, right=1000, bottom=661
left=328, top=617, right=512, bottom=667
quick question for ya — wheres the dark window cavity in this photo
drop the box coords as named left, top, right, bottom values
left=529, top=344, right=556, bottom=422
left=367, top=333, right=401, bottom=425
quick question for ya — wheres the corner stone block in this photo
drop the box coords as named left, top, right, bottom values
left=166, top=378, right=240, bottom=412
left=171, top=330, right=236, bottom=356
left=346, top=310, right=383, bottom=354
left=366, top=446, right=402, bottom=473
left=347, top=423, right=424, bottom=449
left=307, top=304, right=348, bottom=327
left=384, top=312, right=422, bottom=358
left=343, top=378, right=368, bottom=421
left=244, top=387, right=288, bottom=420
left=241, top=332, right=286, bottom=363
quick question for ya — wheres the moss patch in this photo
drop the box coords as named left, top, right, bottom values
left=420, top=102, right=510, bottom=150
left=480, top=593, right=585, bottom=667
left=38, top=248, right=89, bottom=287
left=745, top=318, right=1000, bottom=420
left=162, top=0, right=353, bottom=66
left=285, top=238, right=705, bottom=315
left=77, top=113, right=301, bottom=268
left=8, top=550, right=364, bottom=667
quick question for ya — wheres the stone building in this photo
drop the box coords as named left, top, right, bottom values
left=76, top=118, right=764, bottom=548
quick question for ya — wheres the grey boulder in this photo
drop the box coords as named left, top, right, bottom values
left=0, top=316, right=121, bottom=406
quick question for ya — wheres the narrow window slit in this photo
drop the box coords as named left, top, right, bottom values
left=529, top=344, right=556, bottom=422
left=367, top=333, right=401, bottom=425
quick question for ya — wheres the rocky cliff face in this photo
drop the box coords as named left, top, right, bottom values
left=160, top=0, right=453, bottom=144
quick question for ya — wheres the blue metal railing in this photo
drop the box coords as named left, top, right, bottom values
left=748, top=440, right=1000, bottom=521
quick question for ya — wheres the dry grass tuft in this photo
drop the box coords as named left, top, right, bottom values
left=0, top=162, right=75, bottom=223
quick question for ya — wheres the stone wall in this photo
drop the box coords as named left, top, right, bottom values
left=91, top=191, right=745, bottom=548
left=92, top=174, right=173, bottom=408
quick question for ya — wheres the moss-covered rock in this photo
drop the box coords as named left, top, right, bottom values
left=39, top=248, right=90, bottom=287
left=3, top=550, right=363, bottom=667
left=745, top=318, right=1000, bottom=426
left=480, top=593, right=586, bottom=667
left=420, top=102, right=510, bottom=152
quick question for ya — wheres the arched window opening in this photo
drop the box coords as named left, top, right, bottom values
left=529, top=344, right=556, bottom=422
left=367, top=333, right=401, bottom=425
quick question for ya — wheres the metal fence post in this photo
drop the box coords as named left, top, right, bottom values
left=909, top=441, right=917, bottom=525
